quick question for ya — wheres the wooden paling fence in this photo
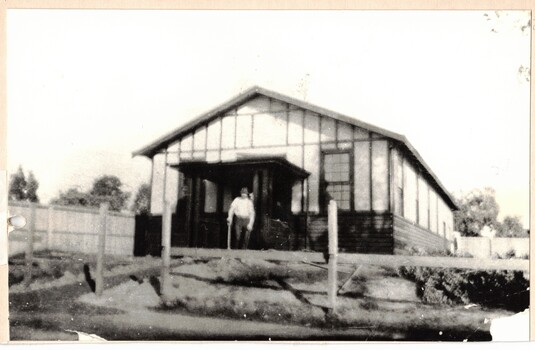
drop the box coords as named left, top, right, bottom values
left=8, top=201, right=135, bottom=257
left=163, top=200, right=530, bottom=312
left=9, top=202, right=135, bottom=294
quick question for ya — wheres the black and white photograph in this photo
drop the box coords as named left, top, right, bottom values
left=3, top=7, right=531, bottom=342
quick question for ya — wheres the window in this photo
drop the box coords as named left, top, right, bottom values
left=323, top=152, right=351, bottom=210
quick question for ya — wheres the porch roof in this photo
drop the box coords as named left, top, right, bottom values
left=171, top=156, right=310, bottom=181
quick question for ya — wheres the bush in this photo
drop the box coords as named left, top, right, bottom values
left=397, top=246, right=528, bottom=311
left=397, top=266, right=528, bottom=312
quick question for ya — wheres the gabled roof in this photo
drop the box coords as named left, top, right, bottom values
left=133, top=86, right=457, bottom=210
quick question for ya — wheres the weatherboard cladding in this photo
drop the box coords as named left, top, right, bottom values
left=136, top=86, right=457, bottom=212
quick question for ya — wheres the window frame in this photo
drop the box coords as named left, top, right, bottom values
left=320, top=149, right=354, bottom=213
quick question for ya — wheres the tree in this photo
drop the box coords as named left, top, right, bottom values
left=89, top=175, right=130, bottom=211
left=8, top=166, right=27, bottom=201
left=8, top=166, right=39, bottom=203
left=496, top=216, right=528, bottom=237
left=51, top=175, right=130, bottom=211
left=454, top=188, right=499, bottom=237
left=51, top=187, right=92, bottom=207
left=131, top=183, right=151, bottom=215
left=26, top=171, right=40, bottom=203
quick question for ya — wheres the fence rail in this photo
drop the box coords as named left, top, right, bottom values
left=8, top=201, right=135, bottom=257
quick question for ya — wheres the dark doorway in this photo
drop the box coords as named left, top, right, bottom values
left=174, top=157, right=309, bottom=251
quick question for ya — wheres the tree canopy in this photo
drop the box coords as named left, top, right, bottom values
left=51, top=175, right=130, bottom=211
left=51, top=187, right=92, bottom=207
left=8, top=166, right=39, bottom=203
left=453, top=187, right=499, bottom=237
left=495, top=216, right=528, bottom=238
left=131, top=183, right=151, bottom=215
left=89, top=175, right=130, bottom=211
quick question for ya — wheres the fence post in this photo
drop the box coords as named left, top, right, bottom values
left=23, top=203, right=36, bottom=287
left=327, top=200, right=338, bottom=313
left=46, top=205, right=54, bottom=251
left=95, top=202, right=109, bottom=297
left=161, top=201, right=172, bottom=297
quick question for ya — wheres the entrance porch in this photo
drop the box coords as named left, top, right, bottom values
left=173, top=157, right=310, bottom=250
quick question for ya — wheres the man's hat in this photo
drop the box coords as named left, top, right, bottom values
left=240, top=187, right=249, bottom=195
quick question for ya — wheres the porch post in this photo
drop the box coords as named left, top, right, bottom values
left=252, top=171, right=260, bottom=249
left=192, top=176, right=202, bottom=247
left=252, top=171, right=260, bottom=208
left=184, top=176, right=193, bottom=247
left=260, top=169, right=272, bottom=247
left=216, top=179, right=225, bottom=249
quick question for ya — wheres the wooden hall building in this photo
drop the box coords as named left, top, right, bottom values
left=133, top=87, right=458, bottom=255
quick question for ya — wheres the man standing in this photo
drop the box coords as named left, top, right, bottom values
left=227, top=187, right=255, bottom=249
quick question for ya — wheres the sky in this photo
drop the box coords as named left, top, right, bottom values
left=6, top=10, right=531, bottom=227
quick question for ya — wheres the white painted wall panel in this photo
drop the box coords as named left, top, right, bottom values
left=354, top=127, right=369, bottom=139
left=167, top=142, right=180, bottom=164
left=418, top=176, right=429, bottom=228
left=320, top=117, right=336, bottom=142
left=206, top=151, right=219, bottom=162
left=392, top=149, right=403, bottom=216
left=437, top=197, right=449, bottom=238
left=206, top=119, right=221, bottom=150
left=193, top=127, right=206, bottom=151
left=220, top=149, right=238, bottom=162
left=288, top=109, right=304, bottom=144
left=235, top=146, right=287, bottom=159
left=371, top=140, right=388, bottom=211
left=304, top=144, right=320, bottom=212
left=321, top=143, right=336, bottom=150
left=403, top=161, right=417, bottom=222
left=252, top=113, right=287, bottom=146
left=337, top=142, right=352, bottom=150
left=304, top=112, right=320, bottom=143
left=429, top=189, right=438, bottom=234
left=221, top=115, right=235, bottom=149
left=270, top=99, right=287, bottom=112
left=236, top=114, right=252, bottom=148
left=180, top=152, right=192, bottom=160
left=354, top=141, right=371, bottom=211
left=180, top=134, right=193, bottom=152
left=286, top=145, right=303, bottom=168
left=236, top=96, right=270, bottom=114
left=337, top=121, right=353, bottom=141
left=192, top=151, right=204, bottom=159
